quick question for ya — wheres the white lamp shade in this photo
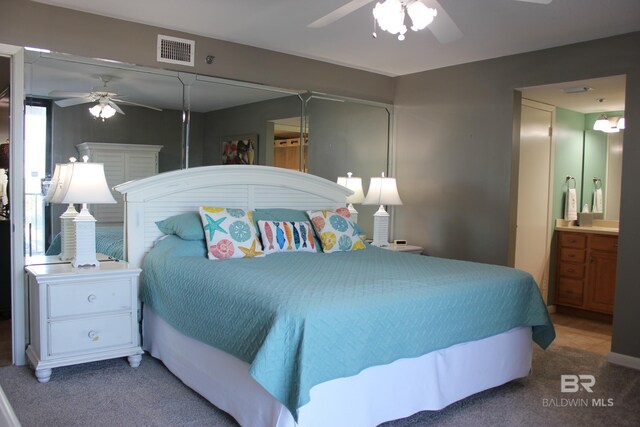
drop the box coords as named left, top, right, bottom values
left=363, top=174, right=403, bottom=206
left=59, top=162, right=116, bottom=204
left=47, top=163, right=71, bottom=204
left=337, top=173, right=366, bottom=204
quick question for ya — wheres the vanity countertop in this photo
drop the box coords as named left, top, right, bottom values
left=555, top=219, right=619, bottom=236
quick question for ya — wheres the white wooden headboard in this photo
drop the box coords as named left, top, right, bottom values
left=115, top=165, right=352, bottom=268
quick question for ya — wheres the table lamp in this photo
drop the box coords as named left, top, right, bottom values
left=45, top=161, right=78, bottom=261
left=59, top=155, right=116, bottom=267
left=363, top=172, right=402, bottom=246
left=336, top=172, right=365, bottom=223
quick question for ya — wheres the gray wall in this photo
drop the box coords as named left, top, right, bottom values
left=50, top=104, right=184, bottom=172
left=307, top=99, right=391, bottom=236
left=393, top=32, right=640, bottom=360
left=202, top=96, right=302, bottom=166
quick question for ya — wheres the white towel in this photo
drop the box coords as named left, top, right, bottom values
left=592, top=188, right=603, bottom=213
left=565, top=188, right=577, bottom=220
left=0, top=169, right=7, bottom=207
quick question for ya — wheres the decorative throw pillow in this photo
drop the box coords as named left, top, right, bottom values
left=198, top=207, right=264, bottom=260
left=257, top=220, right=317, bottom=255
left=306, top=210, right=366, bottom=253
left=333, top=207, right=368, bottom=236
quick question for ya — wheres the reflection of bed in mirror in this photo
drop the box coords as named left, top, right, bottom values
left=116, top=165, right=554, bottom=427
left=45, top=224, right=124, bottom=260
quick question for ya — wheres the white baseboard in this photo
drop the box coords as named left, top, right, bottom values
left=607, top=352, right=640, bottom=370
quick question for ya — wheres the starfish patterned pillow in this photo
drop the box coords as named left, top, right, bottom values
left=199, top=207, right=265, bottom=260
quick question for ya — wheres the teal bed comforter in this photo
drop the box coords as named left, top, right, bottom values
left=142, top=236, right=555, bottom=419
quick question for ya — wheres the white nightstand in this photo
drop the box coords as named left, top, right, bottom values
left=25, top=261, right=143, bottom=383
left=382, top=244, right=424, bottom=254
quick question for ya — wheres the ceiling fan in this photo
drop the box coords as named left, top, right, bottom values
left=49, top=75, right=162, bottom=120
left=308, top=0, right=553, bottom=43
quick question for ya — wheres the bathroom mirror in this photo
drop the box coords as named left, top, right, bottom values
left=582, top=129, right=623, bottom=220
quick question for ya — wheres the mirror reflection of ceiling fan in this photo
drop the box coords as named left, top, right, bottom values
left=49, top=75, right=162, bottom=121
left=308, top=0, right=553, bottom=42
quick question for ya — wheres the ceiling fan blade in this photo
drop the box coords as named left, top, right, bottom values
left=112, top=99, right=162, bottom=112
left=514, top=0, right=552, bottom=4
left=49, top=90, right=92, bottom=98
left=308, top=0, right=375, bottom=28
left=107, top=100, right=125, bottom=115
left=422, top=0, right=463, bottom=44
left=54, top=96, right=95, bottom=107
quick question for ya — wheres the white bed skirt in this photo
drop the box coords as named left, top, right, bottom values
left=143, top=307, right=532, bottom=427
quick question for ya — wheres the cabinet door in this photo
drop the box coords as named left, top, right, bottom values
left=585, top=250, right=617, bottom=314
left=92, top=151, right=126, bottom=223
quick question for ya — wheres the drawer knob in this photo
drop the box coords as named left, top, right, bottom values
left=88, top=330, right=99, bottom=341
left=568, top=268, right=575, bottom=273
left=87, top=294, right=97, bottom=303
left=568, top=254, right=575, bottom=258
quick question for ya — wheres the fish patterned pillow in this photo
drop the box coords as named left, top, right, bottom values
left=306, top=210, right=366, bottom=253
left=199, top=207, right=265, bottom=260
left=257, top=220, right=317, bottom=255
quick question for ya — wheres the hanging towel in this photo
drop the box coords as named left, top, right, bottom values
left=565, top=188, right=577, bottom=220
left=593, top=188, right=603, bottom=213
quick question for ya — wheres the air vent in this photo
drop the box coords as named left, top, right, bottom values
left=157, top=35, right=195, bottom=67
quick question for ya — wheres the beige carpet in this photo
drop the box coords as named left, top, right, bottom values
left=0, top=345, right=638, bottom=427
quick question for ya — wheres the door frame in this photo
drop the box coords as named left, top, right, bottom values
left=0, top=43, right=26, bottom=366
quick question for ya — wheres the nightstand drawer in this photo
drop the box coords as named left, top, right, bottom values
left=49, top=313, right=133, bottom=355
left=48, top=280, right=132, bottom=318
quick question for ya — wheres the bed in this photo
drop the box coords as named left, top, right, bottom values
left=115, top=165, right=554, bottom=427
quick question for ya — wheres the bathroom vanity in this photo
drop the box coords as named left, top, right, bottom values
left=554, top=221, right=618, bottom=319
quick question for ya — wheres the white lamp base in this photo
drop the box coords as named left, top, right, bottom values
left=371, top=205, right=390, bottom=247
left=72, top=205, right=99, bottom=268
left=59, top=204, right=78, bottom=261
left=347, top=203, right=359, bottom=224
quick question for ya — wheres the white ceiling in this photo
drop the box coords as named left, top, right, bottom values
left=33, top=0, right=640, bottom=77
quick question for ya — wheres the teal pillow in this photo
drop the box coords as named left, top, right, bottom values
left=253, top=208, right=310, bottom=223
left=156, top=212, right=204, bottom=240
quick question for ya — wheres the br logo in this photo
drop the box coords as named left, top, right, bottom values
left=561, top=374, right=595, bottom=393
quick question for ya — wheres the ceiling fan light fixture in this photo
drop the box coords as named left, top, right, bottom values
left=373, top=0, right=407, bottom=39
left=89, top=103, right=117, bottom=121
left=407, top=1, right=437, bottom=31
left=617, top=117, right=625, bottom=130
left=373, top=0, right=436, bottom=40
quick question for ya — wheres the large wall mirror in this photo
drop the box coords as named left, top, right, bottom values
left=22, top=50, right=393, bottom=256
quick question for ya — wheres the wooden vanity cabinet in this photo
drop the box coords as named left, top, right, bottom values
left=555, top=231, right=617, bottom=315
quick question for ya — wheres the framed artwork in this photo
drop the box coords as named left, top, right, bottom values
left=221, top=135, right=258, bottom=165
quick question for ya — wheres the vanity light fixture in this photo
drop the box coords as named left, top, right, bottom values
left=593, top=114, right=624, bottom=133
left=373, top=0, right=437, bottom=41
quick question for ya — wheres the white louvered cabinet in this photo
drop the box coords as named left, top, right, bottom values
left=76, top=143, right=162, bottom=223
